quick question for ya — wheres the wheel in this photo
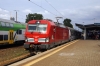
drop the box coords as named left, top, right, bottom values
left=29, top=48, right=34, bottom=56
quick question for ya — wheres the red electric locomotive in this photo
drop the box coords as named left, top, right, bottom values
left=24, top=19, right=69, bottom=52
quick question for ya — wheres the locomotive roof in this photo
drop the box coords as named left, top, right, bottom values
left=46, top=20, right=67, bottom=28
left=68, top=27, right=81, bottom=32
left=54, top=22, right=66, bottom=28
left=28, top=19, right=66, bottom=28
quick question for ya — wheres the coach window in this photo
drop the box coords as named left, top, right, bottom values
left=16, top=30, right=19, bottom=34
left=0, top=35, right=3, bottom=41
left=5, top=23, right=10, bottom=27
left=0, top=22, right=1, bottom=26
left=10, top=23, right=13, bottom=27
left=17, top=30, right=22, bottom=34
left=1, top=22, right=6, bottom=27
left=4, top=35, right=8, bottom=40
left=19, top=30, right=22, bottom=34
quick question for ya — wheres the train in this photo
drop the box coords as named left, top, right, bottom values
left=0, top=18, right=26, bottom=45
left=24, top=19, right=81, bottom=53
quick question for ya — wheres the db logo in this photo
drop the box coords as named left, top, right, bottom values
left=35, top=36, right=39, bottom=38
left=35, top=39, right=38, bottom=41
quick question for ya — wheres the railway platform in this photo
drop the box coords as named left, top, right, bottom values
left=9, top=40, right=100, bottom=66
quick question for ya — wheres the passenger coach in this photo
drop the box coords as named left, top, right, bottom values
left=0, top=18, right=26, bottom=45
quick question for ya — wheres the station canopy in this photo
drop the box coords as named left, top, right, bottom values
left=75, top=23, right=100, bottom=30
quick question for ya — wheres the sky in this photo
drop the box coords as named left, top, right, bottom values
left=0, top=0, right=100, bottom=29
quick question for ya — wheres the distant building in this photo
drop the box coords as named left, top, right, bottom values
left=10, top=17, right=15, bottom=21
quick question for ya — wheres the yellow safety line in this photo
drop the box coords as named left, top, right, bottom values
left=23, top=40, right=79, bottom=66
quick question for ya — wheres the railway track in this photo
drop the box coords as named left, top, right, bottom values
left=7, top=40, right=76, bottom=66
left=0, top=41, right=74, bottom=66
left=5, top=51, right=43, bottom=66
left=0, top=45, right=45, bottom=66
left=0, top=43, right=29, bottom=66
left=3, top=46, right=56, bottom=66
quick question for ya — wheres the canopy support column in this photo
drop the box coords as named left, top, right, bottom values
left=84, top=28, right=86, bottom=40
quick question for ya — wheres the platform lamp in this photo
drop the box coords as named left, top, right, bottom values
left=14, top=10, right=19, bottom=22
left=83, top=22, right=84, bottom=29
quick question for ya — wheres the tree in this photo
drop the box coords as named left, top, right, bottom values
left=63, top=18, right=73, bottom=28
left=25, top=13, right=43, bottom=23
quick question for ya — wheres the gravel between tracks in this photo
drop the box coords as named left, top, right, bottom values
left=0, top=45, right=29, bottom=66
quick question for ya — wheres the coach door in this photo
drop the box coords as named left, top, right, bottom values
left=9, top=30, right=14, bottom=44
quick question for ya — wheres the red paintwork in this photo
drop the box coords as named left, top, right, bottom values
left=25, top=20, right=69, bottom=45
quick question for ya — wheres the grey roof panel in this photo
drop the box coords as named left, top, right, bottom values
left=0, top=18, right=16, bottom=23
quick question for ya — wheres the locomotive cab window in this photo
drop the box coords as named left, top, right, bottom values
left=28, top=24, right=37, bottom=32
left=37, top=24, right=47, bottom=33
left=28, top=24, right=47, bottom=33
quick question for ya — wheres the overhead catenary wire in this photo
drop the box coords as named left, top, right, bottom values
left=28, top=0, right=58, bottom=17
left=45, top=0, right=64, bottom=17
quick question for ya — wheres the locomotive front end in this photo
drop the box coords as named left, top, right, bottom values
left=24, top=20, right=50, bottom=51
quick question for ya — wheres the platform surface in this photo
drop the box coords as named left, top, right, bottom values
left=9, top=40, right=100, bottom=66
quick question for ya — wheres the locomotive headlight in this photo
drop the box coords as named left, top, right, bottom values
left=25, top=38, right=28, bottom=42
left=36, top=21, right=40, bottom=24
left=38, top=38, right=49, bottom=42
left=25, top=37, right=28, bottom=42
left=45, top=38, right=49, bottom=42
left=25, top=38, right=34, bottom=42
left=37, top=21, right=40, bottom=24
